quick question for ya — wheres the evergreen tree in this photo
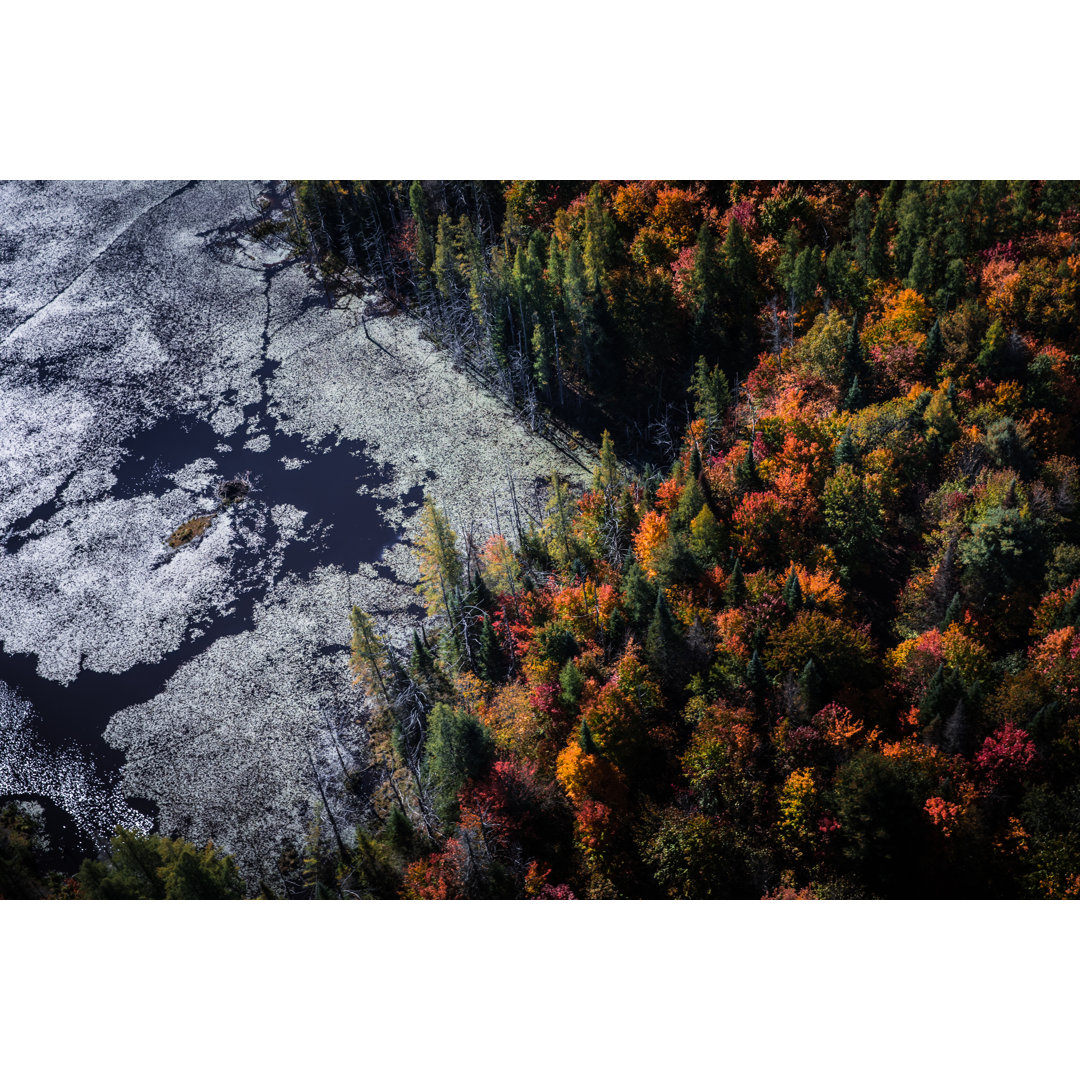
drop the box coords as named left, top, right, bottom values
left=721, top=217, right=755, bottom=292
left=843, top=374, right=865, bottom=412
left=690, top=355, right=731, bottom=444
left=476, top=614, right=503, bottom=682
left=470, top=569, right=493, bottom=613
left=350, top=607, right=396, bottom=707
left=906, top=237, right=933, bottom=295
left=841, top=321, right=866, bottom=398
left=925, top=318, right=944, bottom=373
left=579, top=719, right=599, bottom=756
left=433, top=214, right=458, bottom=301
left=834, top=425, right=858, bottom=468
left=409, top=181, right=434, bottom=281
left=725, top=557, right=747, bottom=608
left=560, top=659, right=585, bottom=706
left=622, top=559, right=656, bottom=629
left=940, top=591, right=963, bottom=631
left=423, top=704, right=496, bottom=824
left=783, top=567, right=805, bottom=613
left=409, top=629, right=435, bottom=679
left=868, top=180, right=902, bottom=279
left=646, top=588, right=681, bottom=673
left=593, top=429, right=620, bottom=493
left=746, top=650, right=768, bottom=694
left=690, top=221, right=719, bottom=332
left=797, top=657, right=822, bottom=717
left=735, top=443, right=760, bottom=492
left=545, top=471, right=577, bottom=566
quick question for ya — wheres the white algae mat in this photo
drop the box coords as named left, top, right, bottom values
left=0, top=180, right=588, bottom=884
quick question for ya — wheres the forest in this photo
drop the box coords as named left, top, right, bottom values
left=6, top=179, right=1080, bottom=899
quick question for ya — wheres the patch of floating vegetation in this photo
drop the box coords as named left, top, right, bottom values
left=166, top=513, right=215, bottom=548
left=217, top=475, right=251, bottom=507
left=166, top=474, right=251, bottom=546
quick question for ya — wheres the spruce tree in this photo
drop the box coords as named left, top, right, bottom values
left=783, top=567, right=804, bottom=613
left=834, top=425, right=858, bottom=468
left=746, top=650, right=768, bottom=694
left=940, top=592, right=963, bottom=631
left=926, top=318, right=944, bottom=373
left=579, top=719, right=599, bottom=756
left=560, top=659, right=585, bottom=706
left=797, top=657, right=822, bottom=717
left=476, top=614, right=503, bottom=683
left=646, top=588, right=681, bottom=673
left=622, top=559, right=655, bottom=629
left=690, top=221, right=718, bottom=331
left=841, top=321, right=865, bottom=398
left=470, top=569, right=493, bottom=612
left=409, top=181, right=434, bottom=276
left=690, top=356, right=731, bottom=441
left=724, top=557, right=746, bottom=609
left=735, top=443, right=760, bottom=492
left=843, top=374, right=865, bottom=412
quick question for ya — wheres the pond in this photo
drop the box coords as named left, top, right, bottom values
left=0, top=180, right=585, bottom=885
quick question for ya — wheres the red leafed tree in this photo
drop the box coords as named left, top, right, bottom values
left=974, top=722, right=1037, bottom=790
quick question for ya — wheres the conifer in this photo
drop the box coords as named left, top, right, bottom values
left=783, top=567, right=804, bottom=613
left=834, top=425, right=858, bottom=468
left=725, top=557, right=747, bottom=609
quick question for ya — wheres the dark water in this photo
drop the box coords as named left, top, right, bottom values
left=0, top=380, right=418, bottom=870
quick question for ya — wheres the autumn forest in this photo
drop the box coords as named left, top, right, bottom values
left=8, top=178, right=1080, bottom=900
